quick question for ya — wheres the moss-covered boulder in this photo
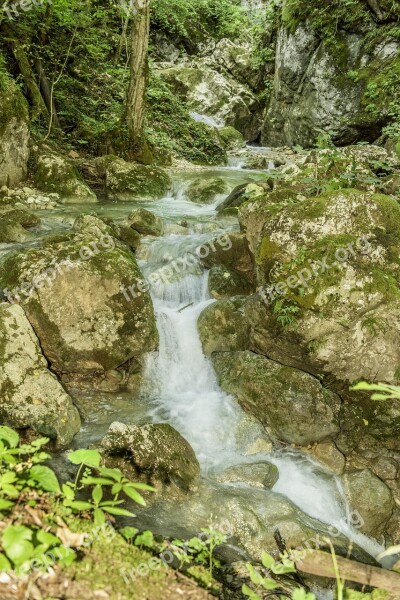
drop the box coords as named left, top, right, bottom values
left=217, top=126, right=245, bottom=150
left=186, top=176, right=229, bottom=204
left=101, top=422, right=200, bottom=488
left=127, top=208, right=163, bottom=236
left=200, top=232, right=254, bottom=282
left=344, top=469, right=395, bottom=537
left=208, top=266, right=254, bottom=300
left=0, top=303, right=80, bottom=446
left=33, top=152, right=97, bottom=204
left=0, top=216, right=158, bottom=374
left=215, top=462, right=279, bottom=489
left=212, top=351, right=341, bottom=445
left=0, top=207, right=40, bottom=243
left=198, top=297, right=250, bottom=356
left=0, top=70, right=29, bottom=187
left=103, top=156, right=171, bottom=201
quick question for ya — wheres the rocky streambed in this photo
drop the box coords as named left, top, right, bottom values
left=1, top=144, right=400, bottom=597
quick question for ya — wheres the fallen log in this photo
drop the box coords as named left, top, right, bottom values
left=296, top=550, right=400, bottom=594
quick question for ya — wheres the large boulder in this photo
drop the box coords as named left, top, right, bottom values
left=0, top=216, right=158, bottom=374
left=159, top=65, right=261, bottom=140
left=198, top=297, right=250, bottom=356
left=208, top=266, right=254, bottom=300
left=344, top=469, right=395, bottom=538
left=212, top=351, right=341, bottom=445
left=200, top=232, right=254, bottom=282
left=186, top=176, right=229, bottom=204
left=33, top=152, right=97, bottom=204
left=101, top=156, right=171, bottom=201
left=101, top=422, right=200, bottom=488
left=263, top=20, right=400, bottom=147
left=240, top=186, right=400, bottom=454
left=0, top=207, right=40, bottom=243
left=0, top=303, right=80, bottom=446
left=0, top=71, right=29, bottom=187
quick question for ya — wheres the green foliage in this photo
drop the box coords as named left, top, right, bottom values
left=146, top=74, right=226, bottom=165
left=273, top=300, right=300, bottom=330
left=351, top=381, right=400, bottom=401
left=171, top=527, right=227, bottom=584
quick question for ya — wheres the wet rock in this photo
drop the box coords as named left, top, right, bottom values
left=216, top=462, right=279, bottom=489
left=101, top=156, right=171, bottom=201
left=344, top=469, right=395, bottom=538
left=200, top=232, right=253, bottom=282
left=212, top=351, right=341, bottom=445
left=198, top=297, right=250, bottom=356
left=127, top=208, right=163, bottom=236
left=0, top=73, right=29, bottom=187
left=217, top=126, right=245, bottom=150
left=0, top=216, right=158, bottom=374
left=0, top=302, right=80, bottom=446
left=117, top=225, right=141, bottom=250
left=208, top=266, right=253, bottom=299
left=186, top=177, right=229, bottom=204
left=101, top=422, right=200, bottom=487
left=33, top=152, right=97, bottom=204
left=308, top=442, right=346, bottom=475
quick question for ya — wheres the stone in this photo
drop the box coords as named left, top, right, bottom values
left=198, top=297, right=250, bottom=356
left=309, top=442, right=346, bottom=475
left=186, top=177, right=229, bottom=204
left=217, top=126, right=245, bottom=150
left=0, top=216, right=158, bottom=374
left=0, top=71, right=29, bottom=187
left=208, top=266, right=253, bottom=300
left=0, top=207, right=40, bottom=243
left=215, top=462, right=279, bottom=489
left=344, top=469, right=395, bottom=537
left=212, top=351, right=341, bottom=445
left=200, top=232, right=253, bottom=281
left=0, top=302, right=80, bottom=446
left=33, top=152, right=97, bottom=204
left=102, top=156, right=171, bottom=201
left=101, top=422, right=200, bottom=488
left=127, top=208, right=163, bottom=236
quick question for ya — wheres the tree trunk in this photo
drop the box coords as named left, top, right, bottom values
left=125, top=0, right=150, bottom=160
left=33, top=56, right=61, bottom=131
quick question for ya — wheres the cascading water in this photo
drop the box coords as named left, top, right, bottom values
left=138, top=192, right=384, bottom=564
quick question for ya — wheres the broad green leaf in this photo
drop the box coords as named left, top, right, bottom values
left=134, top=530, right=154, bottom=548
left=126, top=482, right=155, bottom=491
left=242, top=584, right=262, bottom=600
left=62, top=484, right=75, bottom=500
left=0, top=499, right=14, bottom=511
left=104, top=506, right=136, bottom=518
left=292, top=589, right=316, bottom=600
left=0, top=427, right=19, bottom=448
left=36, top=530, right=61, bottom=547
left=119, top=526, right=139, bottom=541
left=0, top=471, right=17, bottom=484
left=122, top=485, right=146, bottom=506
left=93, top=507, right=106, bottom=526
left=56, top=545, right=76, bottom=566
left=81, top=476, right=114, bottom=486
left=261, top=551, right=275, bottom=569
left=2, top=525, right=34, bottom=566
left=98, top=467, right=122, bottom=481
left=67, top=500, right=93, bottom=511
left=68, top=449, right=101, bottom=468
left=92, top=484, right=103, bottom=504
left=29, top=465, right=60, bottom=493
left=0, top=552, right=11, bottom=572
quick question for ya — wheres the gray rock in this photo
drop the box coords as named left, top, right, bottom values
left=216, top=462, right=279, bottom=489
left=127, top=208, right=163, bottom=236
left=198, top=297, right=250, bottom=356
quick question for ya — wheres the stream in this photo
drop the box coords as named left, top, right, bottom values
left=2, top=158, right=385, bottom=596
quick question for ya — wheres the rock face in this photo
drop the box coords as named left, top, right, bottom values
left=33, top=152, right=97, bottom=204
left=344, top=469, right=394, bottom=537
left=102, top=156, right=171, bottom=201
left=212, top=351, right=341, bottom=445
left=216, top=462, right=279, bottom=489
left=200, top=232, right=254, bottom=282
left=262, top=19, right=400, bottom=146
left=101, top=422, right=200, bottom=487
left=159, top=64, right=261, bottom=140
left=0, top=216, right=158, bottom=374
left=208, top=266, right=253, bottom=300
left=0, top=303, right=80, bottom=446
left=0, top=72, right=29, bottom=187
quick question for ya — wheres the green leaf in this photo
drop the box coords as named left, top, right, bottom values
left=126, top=482, right=155, bottom=491
left=2, top=525, right=34, bottom=566
left=104, top=506, right=136, bottom=518
left=98, top=467, right=122, bottom=481
left=56, top=545, right=76, bottom=566
left=292, top=589, right=316, bottom=600
left=0, top=552, right=11, bottom=572
left=242, top=584, right=262, bottom=600
left=94, top=507, right=106, bottom=526
left=62, top=483, right=75, bottom=500
left=119, top=526, right=139, bottom=541
left=81, top=477, right=114, bottom=486
left=122, top=485, right=146, bottom=506
left=92, top=484, right=103, bottom=505
left=0, top=499, right=15, bottom=511
left=261, top=551, right=275, bottom=569
left=0, top=427, right=19, bottom=448
left=67, top=500, right=93, bottom=511
left=68, top=449, right=101, bottom=468
left=36, top=530, right=60, bottom=547
left=29, top=465, right=60, bottom=493
left=134, top=530, right=154, bottom=548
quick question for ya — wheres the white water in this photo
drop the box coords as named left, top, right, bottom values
left=139, top=193, right=384, bottom=561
